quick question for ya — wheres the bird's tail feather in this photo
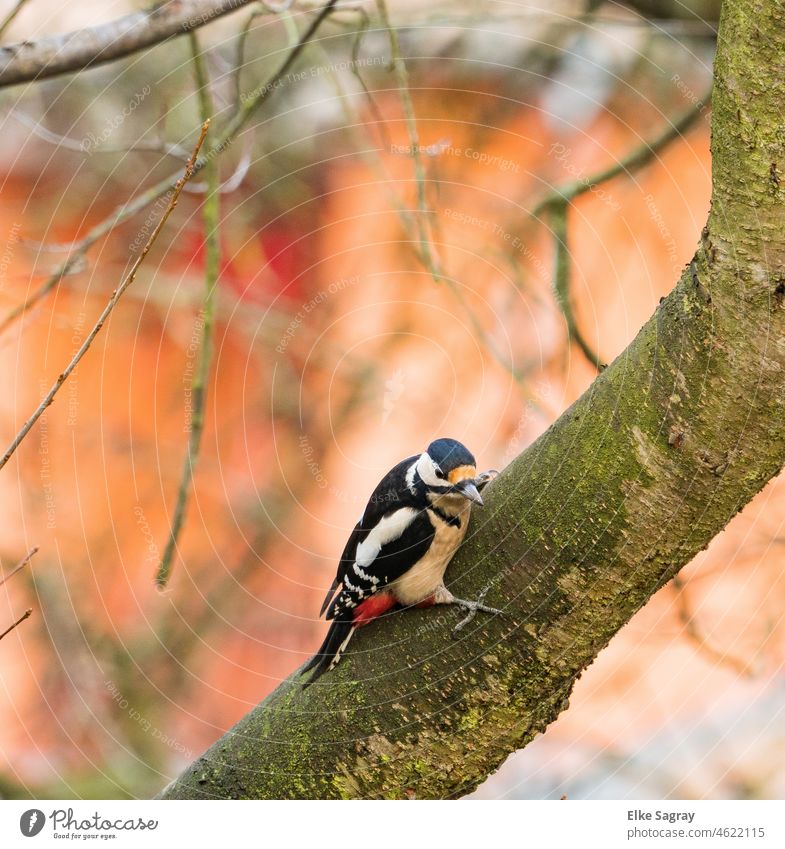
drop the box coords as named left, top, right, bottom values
left=319, top=577, right=340, bottom=617
left=301, top=619, right=356, bottom=686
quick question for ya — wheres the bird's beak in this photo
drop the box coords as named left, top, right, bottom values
left=456, top=479, right=484, bottom=506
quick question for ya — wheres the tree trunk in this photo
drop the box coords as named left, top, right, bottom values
left=161, top=0, right=785, bottom=799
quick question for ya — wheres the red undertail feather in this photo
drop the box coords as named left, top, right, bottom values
left=352, top=592, right=397, bottom=625
left=302, top=593, right=398, bottom=686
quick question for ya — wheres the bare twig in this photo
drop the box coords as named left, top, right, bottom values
left=0, top=607, right=32, bottom=641
left=0, top=0, right=258, bottom=88
left=369, top=3, right=532, bottom=385
left=221, top=0, right=339, bottom=144
left=0, top=122, right=210, bottom=474
left=11, top=110, right=192, bottom=160
left=346, top=6, right=392, bottom=152
left=672, top=575, right=756, bottom=678
left=233, top=2, right=271, bottom=107
left=0, top=0, right=32, bottom=41
left=550, top=199, right=606, bottom=372
left=0, top=546, right=38, bottom=587
left=11, top=108, right=248, bottom=212
left=156, top=35, right=221, bottom=589
left=154, top=1, right=337, bottom=588
left=0, top=171, right=182, bottom=334
left=0, top=0, right=338, bottom=335
left=310, top=14, right=530, bottom=387
left=536, top=92, right=710, bottom=371
left=183, top=146, right=252, bottom=194
left=533, top=93, right=710, bottom=218
left=375, top=0, right=442, bottom=283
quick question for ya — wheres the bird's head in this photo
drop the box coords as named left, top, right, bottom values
left=415, top=437, right=494, bottom=506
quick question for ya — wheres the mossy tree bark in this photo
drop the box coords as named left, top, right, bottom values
left=161, top=0, right=785, bottom=799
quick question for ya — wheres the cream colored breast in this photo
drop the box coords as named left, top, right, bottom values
left=389, top=503, right=471, bottom=606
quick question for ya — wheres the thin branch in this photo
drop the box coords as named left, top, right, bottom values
left=375, top=0, right=442, bottom=283
left=222, top=0, right=339, bottom=144
left=156, top=34, right=221, bottom=589
left=0, top=122, right=210, bottom=474
left=0, top=170, right=182, bottom=334
left=0, top=0, right=338, bottom=336
left=150, top=345, right=386, bottom=670
left=0, top=0, right=32, bottom=41
left=11, top=110, right=192, bottom=160
left=550, top=199, right=606, bottom=372
left=671, top=575, right=756, bottom=678
left=183, top=146, right=252, bottom=194
left=536, top=92, right=711, bottom=372
left=0, top=546, right=38, bottom=587
left=346, top=6, right=392, bottom=152
left=155, top=0, right=336, bottom=590
left=0, top=608, right=32, bottom=641
left=11, top=107, right=248, bottom=208
left=371, top=3, right=529, bottom=384
left=310, top=13, right=530, bottom=388
left=233, top=2, right=271, bottom=107
left=533, top=92, right=710, bottom=218
left=0, top=0, right=258, bottom=88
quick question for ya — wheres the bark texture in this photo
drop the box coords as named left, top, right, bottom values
left=161, top=0, right=785, bottom=799
left=0, top=0, right=254, bottom=88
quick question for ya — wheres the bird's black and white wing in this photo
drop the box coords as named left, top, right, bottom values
left=318, top=455, right=428, bottom=616
left=304, top=456, right=434, bottom=683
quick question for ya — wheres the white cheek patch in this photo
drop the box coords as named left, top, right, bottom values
left=415, top=452, right=444, bottom=488
left=355, top=507, right=419, bottom=568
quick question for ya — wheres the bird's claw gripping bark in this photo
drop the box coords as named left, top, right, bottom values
left=474, top=469, right=498, bottom=492
left=451, top=586, right=503, bottom=637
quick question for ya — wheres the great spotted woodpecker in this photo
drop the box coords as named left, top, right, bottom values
left=302, top=438, right=500, bottom=684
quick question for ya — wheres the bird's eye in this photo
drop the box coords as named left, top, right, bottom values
left=434, top=466, right=446, bottom=480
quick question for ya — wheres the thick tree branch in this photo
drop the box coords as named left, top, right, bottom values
left=161, top=0, right=785, bottom=799
left=0, top=0, right=256, bottom=88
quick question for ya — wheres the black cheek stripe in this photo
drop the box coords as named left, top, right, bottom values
left=427, top=505, right=461, bottom=528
